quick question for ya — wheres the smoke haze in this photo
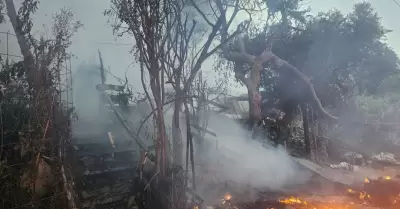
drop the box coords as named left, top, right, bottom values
left=193, top=113, right=311, bottom=203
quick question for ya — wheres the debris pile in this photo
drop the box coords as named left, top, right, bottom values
left=204, top=173, right=400, bottom=209
left=371, top=152, right=400, bottom=165
left=346, top=175, right=400, bottom=208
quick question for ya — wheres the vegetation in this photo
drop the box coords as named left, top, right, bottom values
left=0, top=0, right=81, bottom=208
left=102, top=0, right=400, bottom=208
left=0, top=0, right=399, bottom=208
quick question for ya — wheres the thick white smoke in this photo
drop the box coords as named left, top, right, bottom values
left=193, top=112, right=311, bottom=203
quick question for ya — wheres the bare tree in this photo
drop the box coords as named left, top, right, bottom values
left=106, top=0, right=248, bottom=168
left=105, top=0, right=253, bottom=208
left=162, top=0, right=253, bottom=169
left=106, top=0, right=172, bottom=177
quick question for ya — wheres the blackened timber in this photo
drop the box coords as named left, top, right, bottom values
left=81, top=183, right=130, bottom=200
left=83, top=165, right=135, bottom=176
left=75, top=142, right=137, bottom=157
left=81, top=194, right=128, bottom=208
left=102, top=93, right=156, bottom=162
left=96, top=84, right=124, bottom=91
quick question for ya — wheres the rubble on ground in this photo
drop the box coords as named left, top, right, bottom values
left=371, top=152, right=400, bottom=164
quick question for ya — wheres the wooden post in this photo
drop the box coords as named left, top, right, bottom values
left=108, top=132, right=115, bottom=158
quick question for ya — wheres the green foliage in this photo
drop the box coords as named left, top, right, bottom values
left=0, top=1, right=5, bottom=24
left=0, top=2, right=82, bottom=208
left=249, top=1, right=400, bottom=117
left=354, top=93, right=400, bottom=123
left=299, top=2, right=398, bottom=95
left=0, top=61, right=30, bottom=144
left=17, top=0, right=40, bottom=47
left=264, top=0, right=310, bottom=25
left=377, top=73, right=400, bottom=94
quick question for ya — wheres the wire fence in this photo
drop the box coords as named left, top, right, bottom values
left=0, top=31, right=24, bottom=61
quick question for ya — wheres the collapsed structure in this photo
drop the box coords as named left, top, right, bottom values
left=64, top=52, right=400, bottom=209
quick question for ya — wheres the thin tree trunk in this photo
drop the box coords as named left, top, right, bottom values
left=172, top=97, right=183, bottom=167
left=247, top=88, right=255, bottom=131
left=310, top=106, right=317, bottom=162
left=301, top=104, right=311, bottom=158
left=150, top=74, right=167, bottom=176
left=317, top=121, right=329, bottom=163
left=184, top=102, right=195, bottom=191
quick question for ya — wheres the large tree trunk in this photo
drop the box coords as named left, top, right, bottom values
left=234, top=63, right=262, bottom=131
left=5, top=0, right=30, bottom=57
left=5, top=0, right=36, bottom=88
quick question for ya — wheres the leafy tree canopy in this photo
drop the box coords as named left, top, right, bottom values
left=239, top=1, right=399, bottom=118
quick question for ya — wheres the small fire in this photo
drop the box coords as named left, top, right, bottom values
left=218, top=176, right=398, bottom=209
left=220, top=193, right=238, bottom=209
left=364, top=177, right=370, bottom=183
left=279, top=196, right=307, bottom=205
left=358, top=191, right=370, bottom=201
left=279, top=196, right=354, bottom=209
left=224, top=193, right=232, bottom=201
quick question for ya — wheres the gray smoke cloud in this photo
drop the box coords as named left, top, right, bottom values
left=70, top=62, right=106, bottom=140
left=190, top=112, right=311, bottom=204
left=70, top=61, right=154, bottom=147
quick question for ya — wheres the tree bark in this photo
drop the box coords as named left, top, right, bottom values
left=5, top=0, right=35, bottom=88
left=317, top=120, right=329, bottom=163
left=301, top=104, right=311, bottom=157
left=172, top=97, right=183, bottom=167
left=150, top=73, right=168, bottom=176
left=5, top=0, right=30, bottom=57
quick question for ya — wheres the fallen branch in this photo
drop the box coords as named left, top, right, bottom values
left=102, top=92, right=155, bottom=161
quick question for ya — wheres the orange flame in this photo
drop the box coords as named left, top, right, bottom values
left=279, top=196, right=355, bottom=209
left=224, top=193, right=232, bottom=201
left=279, top=196, right=307, bottom=205
left=219, top=175, right=398, bottom=209
left=364, top=177, right=370, bottom=183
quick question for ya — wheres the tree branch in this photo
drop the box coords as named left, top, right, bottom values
left=225, top=37, right=338, bottom=120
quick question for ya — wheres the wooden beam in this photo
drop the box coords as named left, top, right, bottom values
left=107, top=132, right=116, bottom=158
left=96, top=84, right=124, bottom=91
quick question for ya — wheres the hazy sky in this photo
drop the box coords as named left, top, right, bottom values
left=0, top=0, right=399, bottom=94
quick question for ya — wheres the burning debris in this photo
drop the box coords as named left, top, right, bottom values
left=205, top=174, right=400, bottom=209
left=277, top=175, right=400, bottom=209
left=346, top=175, right=400, bottom=208
left=278, top=196, right=358, bottom=209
